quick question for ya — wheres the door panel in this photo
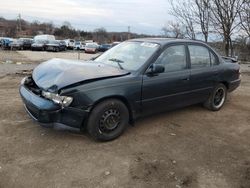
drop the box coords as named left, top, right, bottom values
left=141, top=44, right=193, bottom=115
left=142, top=69, right=191, bottom=115
left=188, top=45, right=218, bottom=102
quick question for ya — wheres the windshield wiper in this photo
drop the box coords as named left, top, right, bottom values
left=108, top=58, right=124, bottom=70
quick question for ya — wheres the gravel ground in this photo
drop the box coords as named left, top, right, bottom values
left=0, top=50, right=99, bottom=77
left=18, top=50, right=100, bottom=62
left=0, top=50, right=250, bottom=188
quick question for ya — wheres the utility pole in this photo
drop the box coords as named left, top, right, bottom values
left=127, top=26, right=131, bottom=40
left=17, top=13, right=22, bottom=32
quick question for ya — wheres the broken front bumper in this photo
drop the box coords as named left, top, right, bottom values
left=19, top=85, right=86, bottom=129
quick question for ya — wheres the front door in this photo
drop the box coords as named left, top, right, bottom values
left=141, top=44, right=191, bottom=115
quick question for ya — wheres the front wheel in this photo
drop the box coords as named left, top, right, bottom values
left=204, top=83, right=227, bottom=111
left=87, top=99, right=129, bottom=141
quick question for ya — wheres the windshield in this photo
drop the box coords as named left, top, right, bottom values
left=48, top=40, right=59, bottom=44
left=102, top=44, right=111, bottom=47
left=17, top=39, right=24, bottom=44
left=35, top=40, right=47, bottom=44
left=94, top=41, right=159, bottom=71
left=86, top=43, right=97, bottom=48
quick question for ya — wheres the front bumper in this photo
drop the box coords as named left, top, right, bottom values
left=19, top=85, right=86, bottom=128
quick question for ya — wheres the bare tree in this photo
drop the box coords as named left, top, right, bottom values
left=210, top=0, right=246, bottom=56
left=194, top=0, right=211, bottom=42
left=239, top=0, right=250, bottom=37
left=162, top=21, right=186, bottom=38
left=93, top=27, right=108, bottom=43
left=169, top=0, right=196, bottom=39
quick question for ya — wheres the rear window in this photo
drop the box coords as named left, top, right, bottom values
left=86, top=43, right=96, bottom=48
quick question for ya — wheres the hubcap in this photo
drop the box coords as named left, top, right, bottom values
left=99, top=109, right=121, bottom=133
left=213, top=88, right=225, bottom=108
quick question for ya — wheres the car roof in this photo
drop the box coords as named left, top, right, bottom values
left=129, top=38, right=206, bottom=46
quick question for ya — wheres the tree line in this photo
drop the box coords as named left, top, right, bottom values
left=0, top=18, right=151, bottom=43
left=163, top=0, right=250, bottom=56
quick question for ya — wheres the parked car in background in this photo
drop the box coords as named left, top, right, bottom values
left=45, top=40, right=67, bottom=52
left=85, top=43, right=99, bottom=53
left=31, top=40, right=48, bottom=51
left=98, top=44, right=112, bottom=52
left=0, top=38, right=14, bottom=50
left=19, top=38, right=241, bottom=141
left=10, top=39, right=18, bottom=50
left=74, top=41, right=85, bottom=50
left=10, top=38, right=33, bottom=50
left=64, top=39, right=75, bottom=50
left=112, top=41, right=121, bottom=47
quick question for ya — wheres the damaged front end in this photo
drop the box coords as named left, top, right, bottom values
left=19, top=76, right=86, bottom=128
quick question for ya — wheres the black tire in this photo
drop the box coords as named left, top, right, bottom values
left=87, top=99, right=129, bottom=141
left=204, top=83, right=227, bottom=111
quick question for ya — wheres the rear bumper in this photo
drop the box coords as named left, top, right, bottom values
left=228, top=78, right=241, bottom=92
left=19, top=85, right=86, bottom=128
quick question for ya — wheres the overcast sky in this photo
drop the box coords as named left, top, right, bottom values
left=0, top=0, right=174, bottom=35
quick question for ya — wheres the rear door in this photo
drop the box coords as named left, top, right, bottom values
left=188, top=44, right=218, bottom=103
left=141, top=44, right=191, bottom=115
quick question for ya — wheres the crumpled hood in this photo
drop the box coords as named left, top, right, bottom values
left=32, top=58, right=129, bottom=92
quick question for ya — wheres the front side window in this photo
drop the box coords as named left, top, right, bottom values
left=155, top=45, right=187, bottom=72
left=189, top=45, right=210, bottom=68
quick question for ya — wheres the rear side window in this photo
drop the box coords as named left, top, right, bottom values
left=189, top=45, right=210, bottom=68
left=155, top=45, right=187, bottom=72
left=210, top=52, right=219, bottom=65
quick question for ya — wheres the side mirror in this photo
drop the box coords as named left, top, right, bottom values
left=146, top=64, right=165, bottom=75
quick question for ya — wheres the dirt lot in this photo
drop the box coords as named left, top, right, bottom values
left=0, top=50, right=250, bottom=188
left=0, top=50, right=98, bottom=77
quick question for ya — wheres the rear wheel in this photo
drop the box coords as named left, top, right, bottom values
left=204, top=83, right=227, bottom=111
left=87, top=99, right=129, bottom=141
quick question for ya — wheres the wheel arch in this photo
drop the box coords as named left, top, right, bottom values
left=86, top=95, right=134, bottom=126
left=220, top=81, right=229, bottom=89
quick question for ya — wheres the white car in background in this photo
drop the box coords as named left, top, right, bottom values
left=74, top=41, right=85, bottom=50
left=64, top=39, right=75, bottom=50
